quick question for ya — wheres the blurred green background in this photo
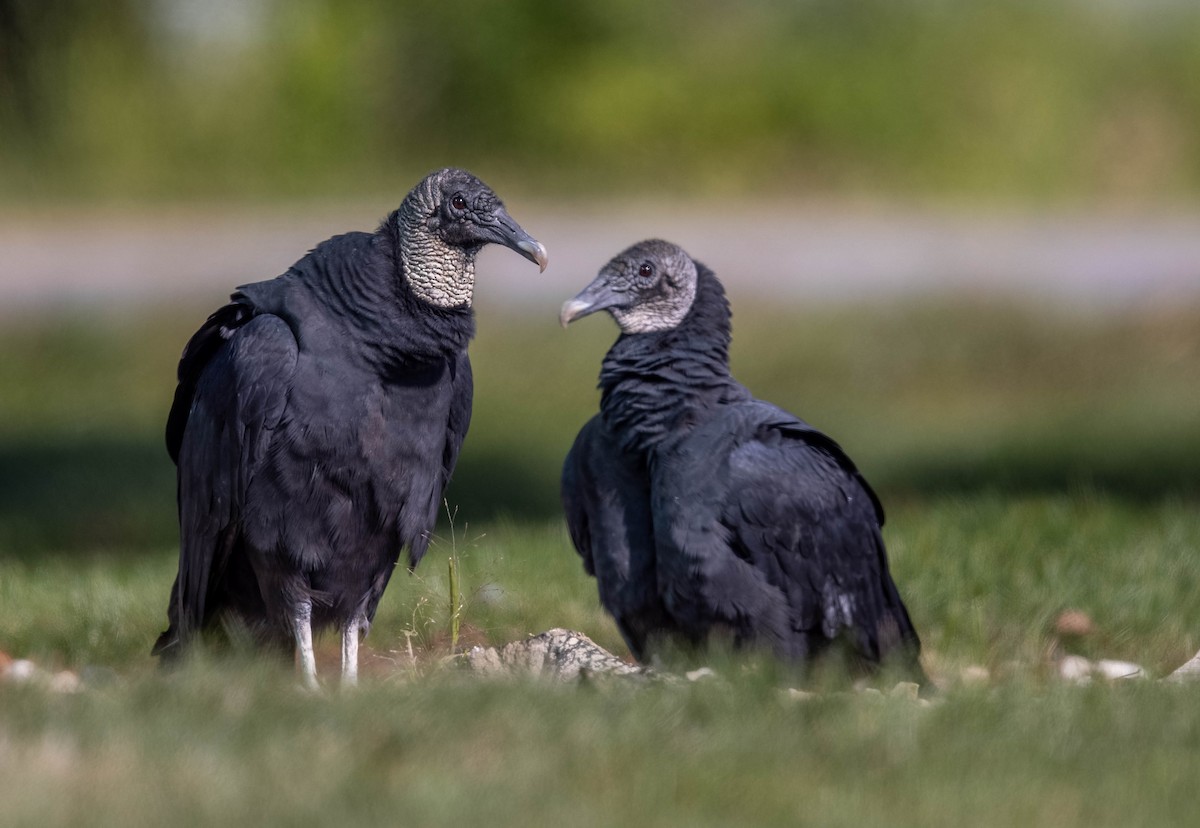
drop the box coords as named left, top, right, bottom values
left=4, top=0, right=1200, bottom=202
left=2, top=0, right=1198, bottom=653
left=2, top=0, right=1196, bottom=556
left=2, top=4, right=1200, bottom=825
left=2, top=0, right=1198, bottom=659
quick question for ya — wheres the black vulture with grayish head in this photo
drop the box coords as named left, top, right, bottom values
left=560, top=239, right=924, bottom=682
left=153, top=168, right=547, bottom=687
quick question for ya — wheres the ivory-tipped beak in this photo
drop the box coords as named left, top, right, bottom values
left=559, top=276, right=623, bottom=329
left=518, top=239, right=549, bottom=273
left=560, top=298, right=592, bottom=328
left=487, top=206, right=548, bottom=272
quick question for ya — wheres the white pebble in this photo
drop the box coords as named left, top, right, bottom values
left=1094, top=659, right=1147, bottom=680
left=960, top=665, right=990, bottom=685
left=6, top=659, right=40, bottom=683
left=49, top=671, right=82, bottom=694
left=1059, top=655, right=1147, bottom=683
left=1058, top=655, right=1094, bottom=684
left=1166, top=649, right=1200, bottom=682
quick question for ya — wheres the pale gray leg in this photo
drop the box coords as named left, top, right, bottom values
left=341, top=617, right=362, bottom=687
left=293, top=600, right=318, bottom=690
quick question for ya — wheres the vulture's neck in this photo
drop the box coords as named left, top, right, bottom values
left=397, top=185, right=476, bottom=309
left=313, top=222, right=475, bottom=371
left=598, top=267, right=746, bottom=453
left=372, top=212, right=475, bottom=367
left=246, top=213, right=475, bottom=373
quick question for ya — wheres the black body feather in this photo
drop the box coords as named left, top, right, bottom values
left=562, top=265, right=923, bottom=677
left=154, top=217, right=474, bottom=658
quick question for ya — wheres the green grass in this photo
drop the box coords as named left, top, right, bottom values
left=1, top=300, right=1199, bottom=826
left=3, top=501, right=1198, bottom=679
left=2, top=670, right=1199, bottom=827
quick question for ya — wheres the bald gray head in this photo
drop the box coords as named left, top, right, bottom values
left=398, top=168, right=548, bottom=308
left=560, top=239, right=699, bottom=333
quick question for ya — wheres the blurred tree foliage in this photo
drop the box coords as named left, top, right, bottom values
left=1, top=0, right=1199, bottom=201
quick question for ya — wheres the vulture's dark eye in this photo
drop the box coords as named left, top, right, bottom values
left=638, top=262, right=655, bottom=279
left=450, top=194, right=468, bottom=212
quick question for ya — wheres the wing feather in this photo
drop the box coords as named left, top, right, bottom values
left=723, top=427, right=920, bottom=662
left=646, top=401, right=919, bottom=666
left=561, top=415, right=663, bottom=659
left=155, top=313, right=298, bottom=654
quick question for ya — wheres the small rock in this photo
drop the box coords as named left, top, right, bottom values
left=1166, top=649, right=1200, bottom=683
left=6, top=659, right=40, bottom=684
left=1058, top=654, right=1094, bottom=684
left=889, top=681, right=920, bottom=701
left=465, top=645, right=504, bottom=675
left=1055, top=610, right=1096, bottom=638
left=465, top=629, right=647, bottom=682
left=685, top=667, right=717, bottom=682
left=784, top=688, right=817, bottom=702
left=1093, top=659, right=1146, bottom=680
left=960, top=665, right=990, bottom=686
left=1059, top=654, right=1147, bottom=683
left=48, top=671, right=81, bottom=694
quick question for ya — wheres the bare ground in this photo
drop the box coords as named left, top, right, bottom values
left=3, top=201, right=1199, bottom=315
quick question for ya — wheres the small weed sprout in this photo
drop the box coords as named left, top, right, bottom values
left=385, top=502, right=494, bottom=669
left=448, top=552, right=461, bottom=652
left=442, top=500, right=467, bottom=653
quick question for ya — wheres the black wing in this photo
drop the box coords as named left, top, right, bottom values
left=154, top=312, right=298, bottom=656
left=403, top=351, right=473, bottom=570
left=561, top=415, right=666, bottom=660
left=561, top=415, right=603, bottom=577
left=723, top=428, right=921, bottom=665
left=165, top=299, right=256, bottom=465
left=441, top=354, right=473, bottom=479
left=649, top=401, right=920, bottom=669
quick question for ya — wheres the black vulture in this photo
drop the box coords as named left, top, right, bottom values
left=153, top=168, right=547, bottom=687
left=559, top=239, right=924, bottom=682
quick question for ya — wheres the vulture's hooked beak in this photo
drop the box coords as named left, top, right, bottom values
left=560, top=275, right=624, bottom=328
left=487, top=207, right=549, bottom=272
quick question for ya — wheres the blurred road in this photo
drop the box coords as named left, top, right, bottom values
left=3, top=202, right=1199, bottom=313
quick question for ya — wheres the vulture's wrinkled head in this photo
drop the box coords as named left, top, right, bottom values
left=399, top=167, right=547, bottom=308
left=560, top=239, right=698, bottom=333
